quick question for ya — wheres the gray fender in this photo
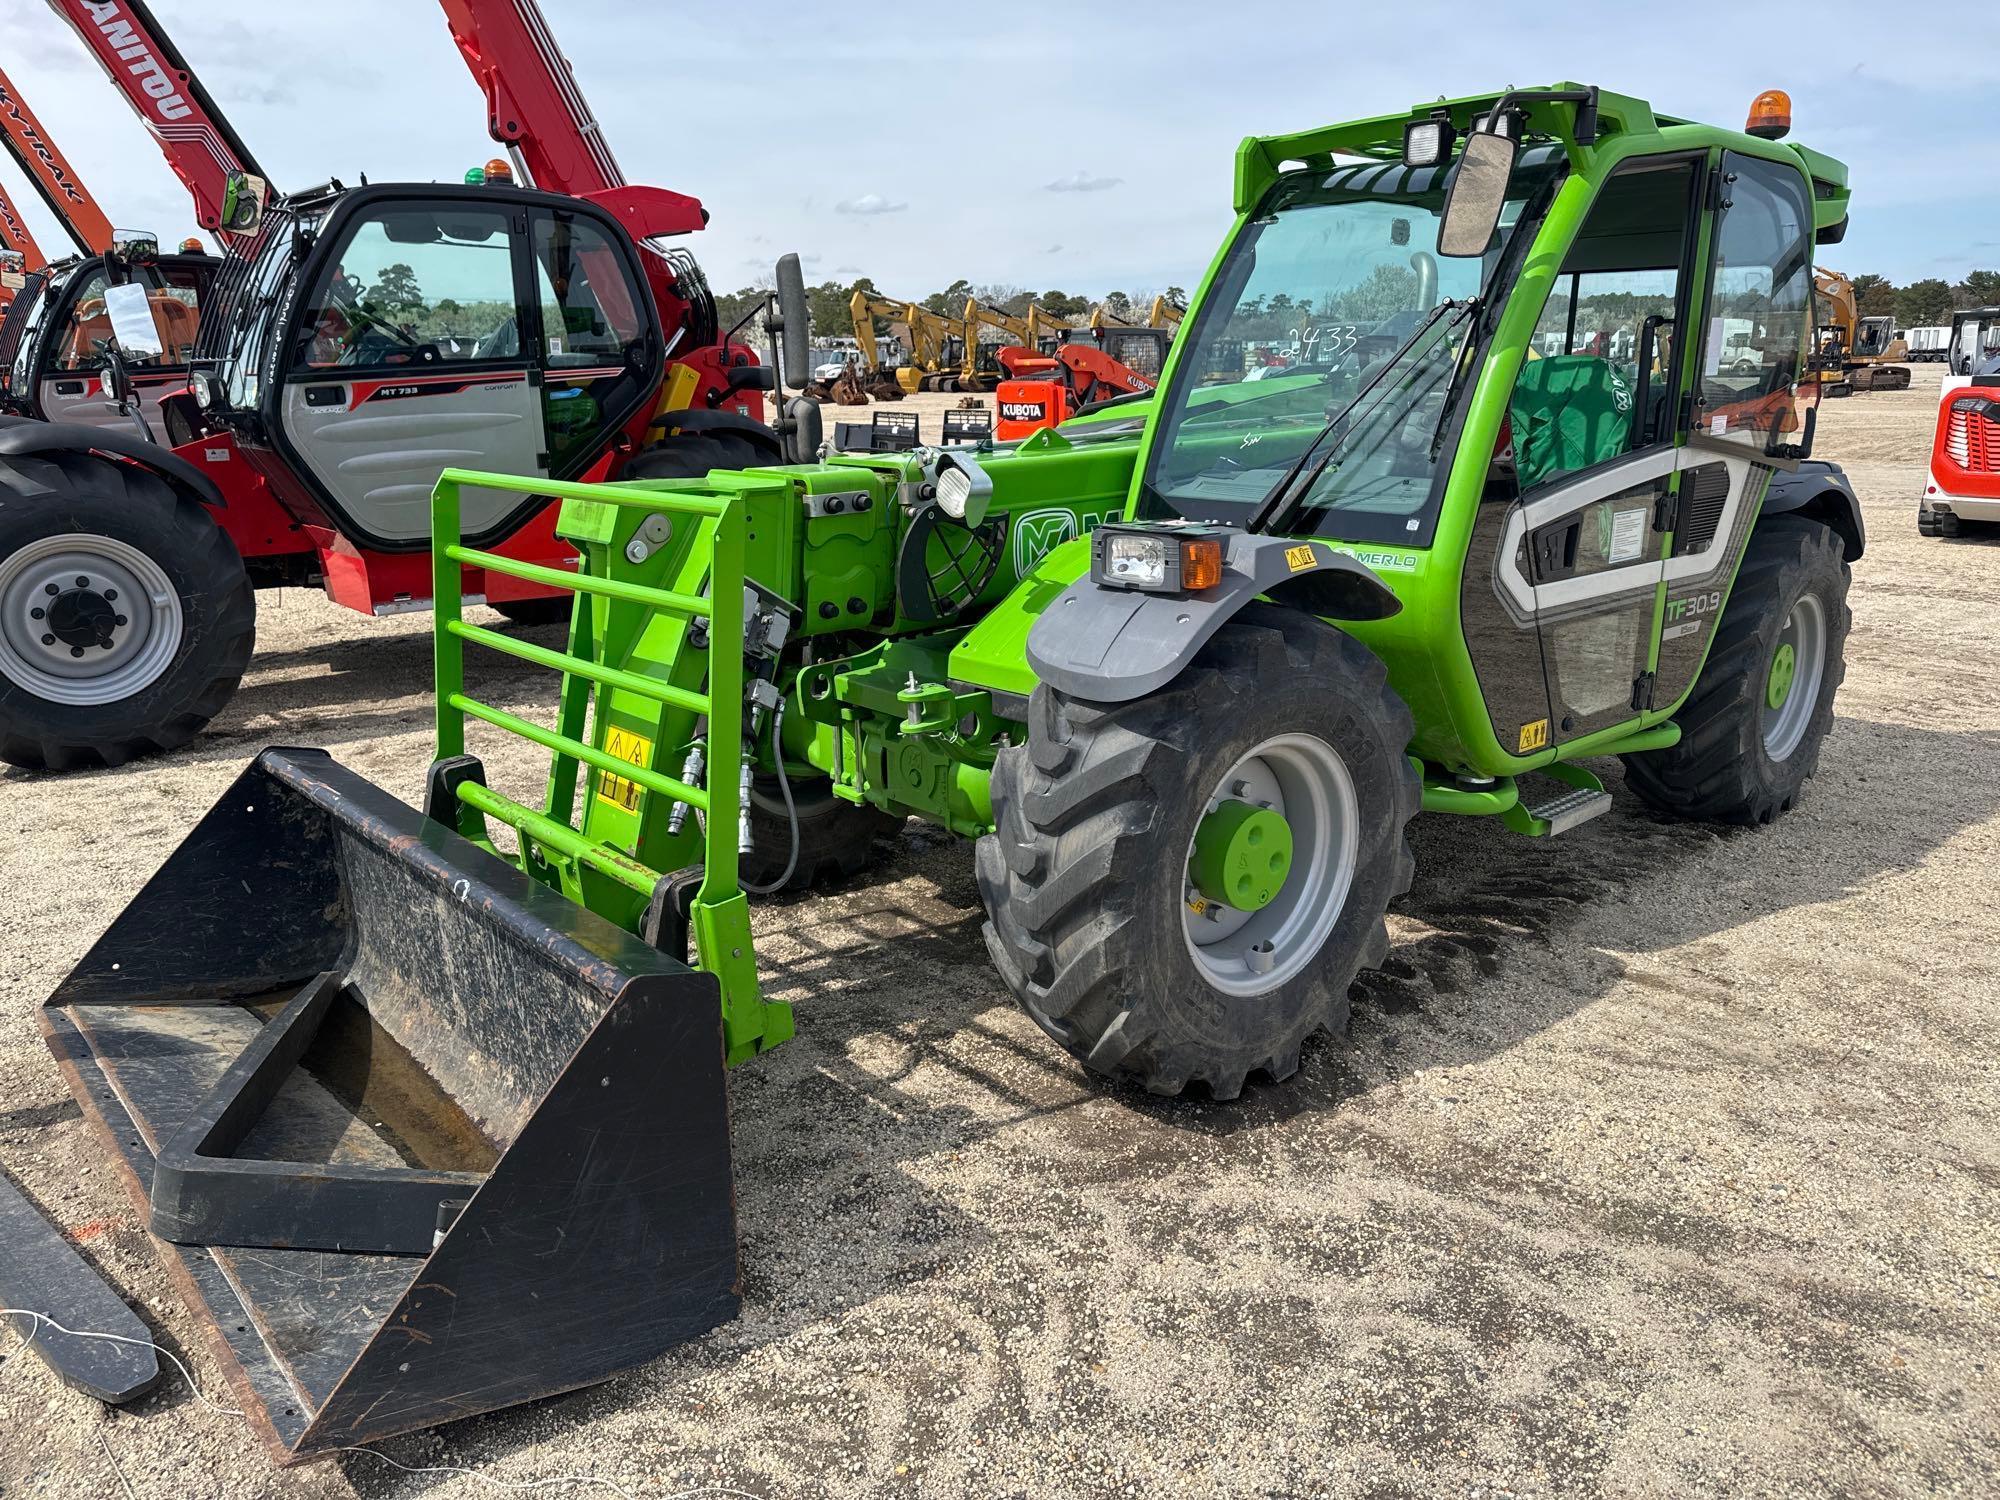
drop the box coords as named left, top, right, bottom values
left=1763, top=460, right=1862, bottom=559
left=1026, top=532, right=1400, bottom=705
left=0, top=417, right=225, bottom=509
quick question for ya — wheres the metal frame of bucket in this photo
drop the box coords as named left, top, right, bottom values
left=40, top=748, right=740, bottom=1462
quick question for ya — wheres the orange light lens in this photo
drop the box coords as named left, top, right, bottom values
left=179, top=237, right=204, bottom=253
left=1747, top=89, right=1792, bottom=136
left=484, top=157, right=515, bottom=183
left=1180, top=537, right=1224, bottom=591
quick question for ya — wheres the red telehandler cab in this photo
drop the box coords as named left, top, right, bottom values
left=0, top=0, right=802, bottom=770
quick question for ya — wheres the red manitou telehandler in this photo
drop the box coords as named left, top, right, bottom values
left=0, top=0, right=804, bottom=770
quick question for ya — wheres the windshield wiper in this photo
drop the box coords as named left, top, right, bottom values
left=1246, top=297, right=1477, bottom=535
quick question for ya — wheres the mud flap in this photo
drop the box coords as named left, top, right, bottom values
left=39, top=748, right=739, bottom=1463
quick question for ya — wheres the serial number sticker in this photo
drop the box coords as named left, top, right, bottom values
left=1517, top=718, right=1550, bottom=753
left=1284, top=544, right=1318, bottom=572
left=595, top=726, right=653, bottom=812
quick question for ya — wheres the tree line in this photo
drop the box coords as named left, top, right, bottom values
left=1849, top=270, right=2000, bottom=328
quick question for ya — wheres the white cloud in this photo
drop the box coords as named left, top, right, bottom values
left=835, top=193, right=909, bottom=216
left=1045, top=244, right=1064, bottom=255
left=1045, top=171, right=1122, bottom=194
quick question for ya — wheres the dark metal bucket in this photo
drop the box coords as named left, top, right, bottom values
left=39, top=748, right=738, bottom=1462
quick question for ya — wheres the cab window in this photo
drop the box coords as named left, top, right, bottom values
left=1507, top=157, right=1699, bottom=492
left=54, top=264, right=205, bottom=370
left=296, top=206, right=519, bottom=369
left=533, top=215, right=644, bottom=368
left=1694, top=152, right=1814, bottom=452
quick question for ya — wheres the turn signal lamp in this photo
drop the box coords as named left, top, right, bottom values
left=1092, top=524, right=1228, bottom=594
left=1746, top=89, right=1791, bottom=140
left=484, top=158, right=515, bottom=184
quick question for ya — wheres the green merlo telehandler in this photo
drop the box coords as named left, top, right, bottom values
left=42, top=85, right=1863, bottom=1458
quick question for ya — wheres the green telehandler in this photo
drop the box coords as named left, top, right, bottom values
left=40, top=84, right=1863, bottom=1460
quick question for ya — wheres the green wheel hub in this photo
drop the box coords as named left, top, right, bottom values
left=1190, top=799, right=1293, bottom=912
left=1766, top=640, right=1797, bottom=710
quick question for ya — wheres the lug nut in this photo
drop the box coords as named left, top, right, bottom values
left=30, top=606, right=43, bottom=620
left=41, top=633, right=55, bottom=646
left=114, top=615, right=127, bottom=627
left=104, top=589, right=117, bottom=601
left=75, top=576, right=88, bottom=588
left=45, top=583, right=58, bottom=596
left=70, top=646, right=84, bottom=658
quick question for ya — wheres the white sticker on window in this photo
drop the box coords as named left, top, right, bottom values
left=1609, top=506, right=1648, bottom=564
left=1710, top=414, right=1728, bottom=436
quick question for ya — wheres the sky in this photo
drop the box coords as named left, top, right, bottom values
left=0, top=0, right=1993, bottom=299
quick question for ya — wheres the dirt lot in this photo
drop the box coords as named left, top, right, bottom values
left=2, top=376, right=1996, bottom=1499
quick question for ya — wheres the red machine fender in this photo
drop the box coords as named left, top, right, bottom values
left=0, top=415, right=224, bottom=508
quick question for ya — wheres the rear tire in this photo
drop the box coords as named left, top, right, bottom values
left=978, top=606, right=1419, bottom=1099
left=1622, top=517, right=1849, bottom=824
left=742, top=779, right=901, bottom=892
left=0, top=452, right=254, bottom=771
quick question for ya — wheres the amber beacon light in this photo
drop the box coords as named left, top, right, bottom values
left=1746, top=90, right=1792, bottom=140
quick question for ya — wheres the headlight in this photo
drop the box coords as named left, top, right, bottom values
left=1092, top=523, right=1228, bottom=594
left=1402, top=112, right=1456, bottom=169
left=928, top=449, right=992, bottom=526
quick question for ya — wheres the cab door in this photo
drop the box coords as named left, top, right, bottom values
left=272, top=194, right=546, bottom=549
left=1475, top=153, right=1705, bottom=751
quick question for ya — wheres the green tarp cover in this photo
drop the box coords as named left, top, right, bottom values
left=1510, top=354, right=1636, bottom=491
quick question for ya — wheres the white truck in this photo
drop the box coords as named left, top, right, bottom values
left=1905, top=325, right=1950, bottom=363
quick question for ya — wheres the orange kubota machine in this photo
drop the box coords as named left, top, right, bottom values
left=1919, top=306, right=2000, bottom=538
left=993, top=325, right=1172, bottom=438
left=2, top=0, right=798, bottom=772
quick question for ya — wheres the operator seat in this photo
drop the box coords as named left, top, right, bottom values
left=1508, top=353, right=1638, bottom=492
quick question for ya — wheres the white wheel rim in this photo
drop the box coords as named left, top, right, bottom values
left=1762, top=593, right=1826, bottom=763
left=1181, top=732, right=1359, bottom=998
left=0, top=533, right=184, bottom=705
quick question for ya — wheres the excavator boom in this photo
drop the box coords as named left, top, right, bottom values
left=0, top=63, right=115, bottom=254
left=45, top=0, right=268, bottom=243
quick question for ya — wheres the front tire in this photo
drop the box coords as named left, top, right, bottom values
left=978, top=607, right=1419, bottom=1099
left=0, top=452, right=254, bottom=771
left=1622, top=517, right=1850, bottom=824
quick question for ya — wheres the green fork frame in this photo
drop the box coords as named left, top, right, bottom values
left=430, top=467, right=784, bottom=1065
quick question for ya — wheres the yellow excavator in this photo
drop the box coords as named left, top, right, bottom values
left=849, top=290, right=966, bottom=393
left=962, top=297, right=1037, bottom=391
left=1812, top=268, right=1910, bottom=395
left=1027, top=302, right=1081, bottom=353
left=1149, top=295, right=1185, bottom=331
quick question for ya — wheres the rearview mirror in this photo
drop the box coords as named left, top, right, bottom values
left=1438, top=130, right=1518, bottom=258
left=773, top=252, right=810, bottom=390
left=219, top=172, right=267, bottom=235
left=102, top=282, right=166, bottom=359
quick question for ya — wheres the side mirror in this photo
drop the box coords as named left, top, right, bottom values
left=772, top=252, right=810, bottom=390
left=219, top=172, right=268, bottom=235
left=1438, top=130, right=1519, bottom=258
left=102, top=282, right=166, bottom=360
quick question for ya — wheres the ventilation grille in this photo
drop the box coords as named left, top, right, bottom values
left=1675, top=462, right=1730, bottom=555
left=1946, top=396, right=2000, bottom=474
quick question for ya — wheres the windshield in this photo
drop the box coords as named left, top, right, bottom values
left=4, top=273, right=50, bottom=395
left=1140, top=148, right=1561, bottom=545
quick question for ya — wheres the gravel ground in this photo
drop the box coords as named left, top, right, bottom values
left=2, top=375, right=1996, bottom=1499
